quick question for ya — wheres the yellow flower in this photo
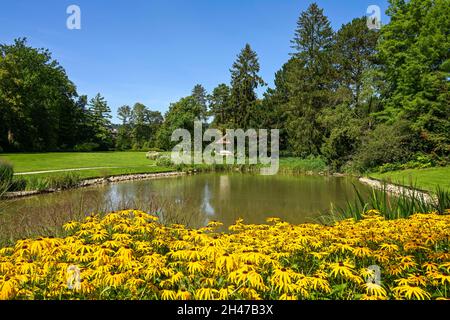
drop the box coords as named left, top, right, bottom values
left=353, top=246, right=372, bottom=258
left=218, top=286, right=235, bottom=300
left=439, top=262, right=450, bottom=273
left=422, top=262, right=438, bottom=273
left=194, top=288, right=219, bottom=300
left=176, top=289, right=191, bottom=300
left=329, top=261, right=354, bottom=279
left=306, top=277, right=331, bottom=293
left=0, top=276, right=18, bottom=300
left=215, top=253, right=237, bottom=273
left=161, top=289, right=177, bottom=300
left=63, top=221, right=79, bottom=232
left=433, top=273, right=450, bottom=286
left=362, top=282, right=387, bottom=298
left=91, top=229, right=109, bottom=242
left=269, top=268, right=293, bottom=293
left=392, top=285, right=431, bottom=300
left=187, top=261, right=205, bottom=275
left=380, top=243, right=399, bottom=253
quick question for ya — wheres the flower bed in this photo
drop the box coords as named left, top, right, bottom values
left=0, top=210, right=449, bottom=300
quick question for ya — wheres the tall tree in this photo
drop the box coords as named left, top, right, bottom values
left=333, top=17, right=379, bottom=109
left=229, top=43, right=266, bottom=129
left=318, top=17, right=380, bottom=169
left=191, top=84, right=208, bottom=121
left=116, top=105, right=132, bottom=150
left=285, top=3, right=335, bottom=156
left=0, top=38, right=80, bottom=151
left=156, top=96, right=204, bottom=150
left=208, top=83, right=231, bottom=128
left=377, top=0, right=450, bottom=157
left=88, top=93, right=113, bottom=150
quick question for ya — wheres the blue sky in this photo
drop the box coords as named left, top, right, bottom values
left=0, top=0, right=389, bottom=123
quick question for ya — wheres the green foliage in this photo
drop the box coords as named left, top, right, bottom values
left=88, top=94, right=113, bottom=150
left=352, top=121, right=414, bottom=172
left=278, top=156, right=328, bottom=174
left=0, top=38, right=85, bottom=152
left=228, top=44, right=266, bottom=129
left=321, top=184, right=450, bottom=224
left=208, top=84, right=232, bottom=127
left=8, top=176, right=26, bottom=192
left=155, top=155, right=174, bottom=167
left=45, top=172, right=81, bottom=190
left=73, top=142, right=101, bottom=152
left=376, top=0, right=450, bottom=157
left=284, top=4, right=335, bottom=156
left=156, top=95, right=205, bottom=150
left=319, top=105, right=364, bottom=170
left=377, top=153, right=437, bottom=173
left=0, top=160, right=14, bottom=195
left=191, top=84, right=208, bottom=122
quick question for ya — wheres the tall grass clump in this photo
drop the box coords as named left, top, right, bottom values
left=278, top=156, right=328, bottom=174
left=45, top=172, right=82, bottom=190
left=320, top=183, right=450, bottom=224
left=0, top=160, right=14, bottom=197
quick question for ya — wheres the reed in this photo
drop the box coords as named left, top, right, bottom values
left=319, top=183, right=450, bottom=224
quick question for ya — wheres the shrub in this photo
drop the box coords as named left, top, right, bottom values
left=155, top=155, right=174, bottom=167
left=146, top=151, right=161, bottom=160
left=353, top=121, right=414, bottom=172
left=73, top=142, right=100, bottom=152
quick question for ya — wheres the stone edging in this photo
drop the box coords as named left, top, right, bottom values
left=358, top=177, right=435, bottom=204
left=3, top=171, right=185, bottom=200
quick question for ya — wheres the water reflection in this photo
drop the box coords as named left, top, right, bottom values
left=0, top=173, right=371, bottom=244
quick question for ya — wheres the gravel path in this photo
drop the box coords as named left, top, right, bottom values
left=14, top=166, right=122, bottom=175
left=359, top=177, right=435, bottom=203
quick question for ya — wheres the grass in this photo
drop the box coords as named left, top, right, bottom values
left=369, top=166, right=450, bottom=192
left=0, top=152, right=174, bottom=192
left=278, top=156, right=328, bottom=173
left=0, top=151, right=165, bottom=173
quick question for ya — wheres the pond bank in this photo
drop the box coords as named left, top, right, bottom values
left=359, top=177, right=434, bottom=203
left=4, top=171, right=185, bottom=200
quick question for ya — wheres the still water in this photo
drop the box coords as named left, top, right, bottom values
left=0, top=174, right=370, bottom=243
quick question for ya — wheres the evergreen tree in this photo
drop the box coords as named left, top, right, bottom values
left=116, top=105, right=132, bottom=150
left=208, top=83, right=231, bottom=127
left=191, top=84, right=208, bottom=121
left=229, top=44, right=266, bottom=129
left=88, top=93, right=113, bottom=150
left=285, top=3, right=335, bottom=156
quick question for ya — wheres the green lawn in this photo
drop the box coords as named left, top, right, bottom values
left=369, top=166, right=450, bottom=192
left=0, top=152, right=175, bottom=182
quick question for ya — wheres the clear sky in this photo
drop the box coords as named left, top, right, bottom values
left=0, top=0, right=389, bottom=123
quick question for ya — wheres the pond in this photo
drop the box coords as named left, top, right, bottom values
left=0, top=173, right=371, bottom=244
